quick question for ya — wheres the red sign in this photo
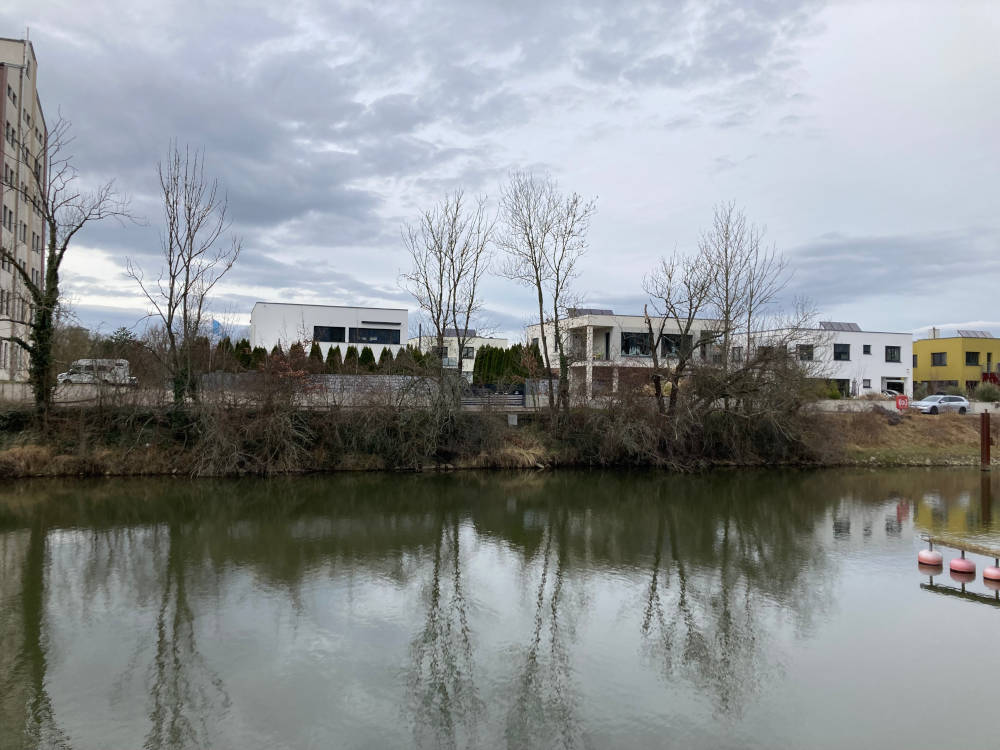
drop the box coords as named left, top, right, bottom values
left=895, top=394, right=909, bottom=411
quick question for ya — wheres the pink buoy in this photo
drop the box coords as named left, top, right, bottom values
left=950, top=557, right=976, bottom=574
left=984, top=566, right=1000, bottom=581
left=918, top=549, right=943, bottom=565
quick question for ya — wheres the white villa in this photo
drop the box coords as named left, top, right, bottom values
left=249, top=302, right=408, bottom=359
left=525, top=308, right=719, bottom=400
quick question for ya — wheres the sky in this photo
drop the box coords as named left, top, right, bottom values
left=5, top=0, right=999, bottom=341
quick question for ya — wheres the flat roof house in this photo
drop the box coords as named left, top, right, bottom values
left=408, top=328, right=508, bottom=380
left=525, top=308, right=719, bottom=401
left=912, top=329, right=1000, bottom=393
left=778, top=322, right=913, bottom=398
left=249, top=302, right=408, bottom=358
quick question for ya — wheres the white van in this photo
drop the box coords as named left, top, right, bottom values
left=57, top=359, right=137, bottom=386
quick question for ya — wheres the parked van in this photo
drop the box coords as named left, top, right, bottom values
left=57, top=359, right=137, bottom=386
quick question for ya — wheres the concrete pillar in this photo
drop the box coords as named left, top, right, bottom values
left=585, top=325, right=593, bottom=401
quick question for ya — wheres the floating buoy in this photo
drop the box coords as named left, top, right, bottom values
left=950, top=557, right=976, bottom=574
left=918, top=549, right=943, bottom=565
left=950, top=570, right=976, bottom=584
left=984, top=566, right=1000, bottom=581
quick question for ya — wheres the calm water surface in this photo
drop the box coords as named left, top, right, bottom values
left=1, top=469, right=998, bottom=749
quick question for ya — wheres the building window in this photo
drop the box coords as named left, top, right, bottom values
left=913, top=354, right=917, bottom=367
left=863, top=344, right=871, bottom=355
left=431, top=346, right=448, bottom=359
left=966, top=351, right=980, bottom=366
left=931, top=352, right=947, bottom=367
left=621, top=331, right=652, bottom=357
left=862, top=379, right=871, bottom=388
left=884, top=346, right=901, bottom=363
left=833, top=343, right=850, bottom=361
left=462, top=346, right=474, bottom=359
left=661, top=334, right=692, bottom=358
left=313, top=325, right=345, bottom=343
left=348, top=327, right=400, bottom=346
left=797, top=344, right=814, bottom=362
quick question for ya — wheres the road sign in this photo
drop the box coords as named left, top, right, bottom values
left=895, top=394, right=909, bottom=411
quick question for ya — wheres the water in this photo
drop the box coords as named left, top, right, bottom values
left=1, top=469, right=998, bottom=750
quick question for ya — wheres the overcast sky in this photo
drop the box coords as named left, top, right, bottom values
left=6, top=0, right=999, bottom=340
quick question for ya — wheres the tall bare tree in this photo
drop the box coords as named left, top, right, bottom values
left=643, top=251, right=714, bottom=417
left=400, top=190, right=493, bottom=378
left=0, top=117, right=130, bottom=417
left=127, top=144, right=241, bottom=406
left=498, top=171, right=595, bottom=412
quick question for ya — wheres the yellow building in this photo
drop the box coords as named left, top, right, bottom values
left=912, top=331, right=1000, bottom=392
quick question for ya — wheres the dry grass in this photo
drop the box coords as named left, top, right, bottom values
left=832, top=409, right=999, bottom=465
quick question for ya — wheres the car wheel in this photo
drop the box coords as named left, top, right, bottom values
left=930, top=406, right=938, bottom=415
left=959, top=407, right=967, bottom=415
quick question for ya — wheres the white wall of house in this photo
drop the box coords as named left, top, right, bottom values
left=783, top=328, right=913, bottom=397
left=249, top=302, right=408, bottom=359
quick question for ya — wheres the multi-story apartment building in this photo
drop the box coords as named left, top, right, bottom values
left=912, top=330, right=1000, bottom=393
left=0, top=38, right=46, bottom=382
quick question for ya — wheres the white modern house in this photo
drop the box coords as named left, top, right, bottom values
left=249, top=302, right=408, bottom=358
left=525, top=308, right=719, bottom=400
left=775, top=321, right=913, bottom=397
left=408, top=328, right=508, bottom=379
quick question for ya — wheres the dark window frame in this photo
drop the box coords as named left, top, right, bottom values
left=833, top=343, right=850, bottom=361
left=931, top=352, right=947, bottom=367
left=349, top=327, right=401, bottom=346
left=313, top=325, right=345, bottom=343
left=966, top=351, right=980, bottom=366
left=797, top=344, right=814, bottom=362
left=884, top=346, right=901, bottom=363
left=621, top=331, right=653, bottom=357
left=863, top=344, right=871, bottom=355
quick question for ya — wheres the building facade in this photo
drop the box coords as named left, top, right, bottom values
left=249, top=302, right=408, bottom=359
left=525, top=309, right=719, bottom=400
left=408, top=328, right=508, bottom=379
left=912, top=331, right=1000, bottom=392
left=782, top=322, right=913, bottom=398
left=1, top=38, right=46, bottom=382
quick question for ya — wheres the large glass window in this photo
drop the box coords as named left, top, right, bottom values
left=462, top=346, right=474, bottom=359
left=660, top=333, right=692, bottom=358
left=885, top=346, right=901, bottom=363
left=349, top=328, right=401, bottom=345
left=621, top=331, right=652, bottom=357
left=833, top=343, right=850, bottom=361
left=931, top=352, right=947, bottom=367
left=797, top=344, right=814, bottom=362
left=313, top=326, right=345, bottom=343
left=966, top=351, right=980, bottom=366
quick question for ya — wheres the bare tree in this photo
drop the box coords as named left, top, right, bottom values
left=127, top=144, right=241, bottom=406
left=400, top=191, right=494, bottom=378
left=699, top=202, right=788, bottom=370
left=0, top=116, right=130, bottom=417
left=498, top=171, right=595, bottom=412
left=643, top=251, right=714, bottom=417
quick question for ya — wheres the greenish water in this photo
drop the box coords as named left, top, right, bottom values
left=1, top=469, right=998, bottom=750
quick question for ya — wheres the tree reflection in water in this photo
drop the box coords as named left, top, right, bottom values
left=505, top=507, right=581, bottom=750
left=407, top=513, right=482, bottom=750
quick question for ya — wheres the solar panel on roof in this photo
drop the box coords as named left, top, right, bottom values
left=957, top=329, right=994, bottom=338
left=819, top=321, right=861, bottom=332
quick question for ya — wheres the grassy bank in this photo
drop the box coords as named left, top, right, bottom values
left=0, top=402, right=993, bottom=479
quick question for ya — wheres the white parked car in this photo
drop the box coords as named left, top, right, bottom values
left=57, top=359, right=137, bottom=386
left=910, top=394, right=969, bottom=415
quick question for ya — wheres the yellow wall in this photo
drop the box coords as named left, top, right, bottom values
left=913, top=337, right=1000, bottom=386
